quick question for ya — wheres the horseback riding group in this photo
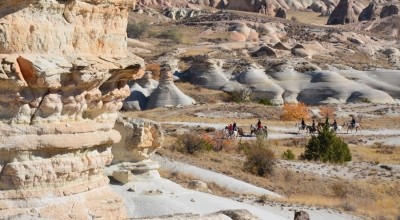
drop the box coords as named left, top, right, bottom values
left=224, top=119, right=268, bottom=139
left=296, top=116, right=361, bottom=135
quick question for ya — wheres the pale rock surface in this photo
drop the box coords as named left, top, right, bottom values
left=112, top=116, right=164, bottom=164
left=0, top=0, right=143, bottom=218
left=188, top=54, right=229, bottom=89
left=147, top=66, right=196, bottom=109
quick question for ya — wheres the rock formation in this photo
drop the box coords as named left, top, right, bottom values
left=294, top=210, right=310, bottom=220
left=123, top=71, right=159, bottom=111
left=275, top=7, right=287, bottom=18
left=0, top=0, right=143, bottom=218
left=147, top=65, right=196, bottom=109
left=380, top=4, right=399, bottom=18
left=252, top=44, right=278, bottom=57
left=109, top=116, right=164, bottom=182
left=327, top=0, right=357, bottom=24
left=308, top=1, right=328, bottom=13
left=188, top=54, right=229, bottom=89
left=358, top=2, right=380, bottom=21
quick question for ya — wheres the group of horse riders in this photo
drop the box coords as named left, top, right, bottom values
left=227, top=119, right=264, bottom=136
left=300, top=116, right=357, bottom=133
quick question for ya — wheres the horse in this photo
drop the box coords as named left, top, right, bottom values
left=224, top=126, right=238, bottom=139
left=295, top=122, right=308, bottom=133
left=343, top=122, right=361, bottom=133
left=330, top=125, right=342, bottom=133
left=306, top=125, right=317, bottom=135
left=250, top=125, right=268, bottom=139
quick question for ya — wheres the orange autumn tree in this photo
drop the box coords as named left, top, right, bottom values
left=281, top=102, right=310, bottom=121
left=145, top=63, right=161, bottom=80
left=319, top=106, right=335, bottom=119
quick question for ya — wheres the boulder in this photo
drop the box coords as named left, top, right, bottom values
left=327, top=0, right=357, bottom=24
left=308, top=1, right=327, bottom=12
left=294, top=210, right=310, bottom=220
left=358, top=2, right=380, bottom=21
left=252, top=44, right=278, bottom=57
left=188, top=180, right=209, bottom=192
left=113, top=170, right=134, bottom=184
left=380, top=4, right=399, bottom=18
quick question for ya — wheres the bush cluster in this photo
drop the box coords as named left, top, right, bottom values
left=159, top=28, right=183, bottom=43
left=300, top=126, right=352, bottom=164
left=242, top=137, right=276, bottom=177
left=224, top=89, right=253, bottom=103
left=127, top=20, right=149, bottom=39
left=175, top=131, right=234, bottom=154
left=258, top=97, right=274, bottom=106
left=282, top=149, right=295, bottom=160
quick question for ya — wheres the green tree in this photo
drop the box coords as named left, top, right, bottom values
left=300, top=126, right=351, bottom=164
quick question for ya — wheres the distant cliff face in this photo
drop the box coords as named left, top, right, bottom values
left=0, top=0, right=144, bottom=219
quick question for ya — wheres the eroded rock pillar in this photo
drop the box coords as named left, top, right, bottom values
left=0, top=0, right=143, bottom=218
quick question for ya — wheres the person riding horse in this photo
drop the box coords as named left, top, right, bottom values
left=257, top=119, right=262, bottom=131
left=312, top=120, right=316, bottom=130
left=233, top=122, right=237, bottom=131
left=351, top=117, right=356, bottom=128
left=325, top=118, right=330, bottom=127
left=332, top=119, right=338, bottom=130
left=228, top=124, right=234, bottom=135
left=301, top=118, right=306, bottom=130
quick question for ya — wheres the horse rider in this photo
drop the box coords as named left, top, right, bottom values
left=233, top=121, right=237, bottom=131
left=351, top=116, right=356, bottom=128
left=228, top=124, right=234, bottom=135
left=312, top=120, right=316, bottom=132
left=325, top=118, right=330, bottom=127
left=332, top=119, right=338, bottom=130
left=301, top=118, right=306, bottom=130
left=257, top=119, right=262, bottom=130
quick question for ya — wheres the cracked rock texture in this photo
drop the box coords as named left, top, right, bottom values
left=0, top=0, right=143, bottom=219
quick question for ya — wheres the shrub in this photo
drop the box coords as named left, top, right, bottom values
left=291, top=16, right=298, bottom=22
left=175, top=132, right=208, bottom=154
left=300, top=126, right=352, bottom=164
left=319, top=106, right=335, bottom=119
left=340, top=202, right=356, bottom=211
left=244, top=139, right=276, bottom=177
left=145, top=63, right=161, bottom=80
left=159, top=28, right=183, bottom=43
left=282, top=149, right=295, bottom=160
left=361, top=98, right=371, bottom=103
left=259, top=97, right=274, bottom=106
left=127, top=20, right=149, bottom=38
left=226, top=89, right=253, bottom=103
left=332, top=182, right=348, bottom=199
left=201, top=131, right=234, bottom=152
left=281, top=102, right=310, bottom=121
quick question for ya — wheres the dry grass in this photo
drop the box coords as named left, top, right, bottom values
left=286, top=10, right=328, bottom=25
left=350, top=144, right=400, bottom=164
left=158, top=144, right=400, bottom=219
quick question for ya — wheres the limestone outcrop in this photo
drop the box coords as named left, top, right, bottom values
left=327, top=0, right=357, bottom=25
left=109, top=116, right=164, bottom=182
left=0, top=0, right=143, bottom=219
left=112, top=116, right=164, bottom=164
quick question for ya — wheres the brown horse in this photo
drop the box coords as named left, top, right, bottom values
left=307, top=125, right=317, bottom=135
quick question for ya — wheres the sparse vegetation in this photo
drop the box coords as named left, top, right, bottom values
left=243, top=138, right=276, bottom=177
left=282, top=149, right=295, bottom=160
left=291, top=16, right=298, bottom=22
left=224, top=89, right=253, bottom=103
left=361, top=98, right=371, bottom=103
left=159, top=28, right=184, bottom=43
left=300, top=126, right=352, bottom=164
left=127, top=20, right=150, bottom=38
left=258, top=97, right=274, bottom=106
left=175, top=132, right=209, bottom=154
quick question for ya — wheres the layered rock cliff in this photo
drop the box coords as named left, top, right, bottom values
left=0, top=0, right=143, bottom=219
